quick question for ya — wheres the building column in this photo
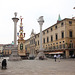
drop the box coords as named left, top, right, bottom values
left=65, top=50, right=69, bottom=58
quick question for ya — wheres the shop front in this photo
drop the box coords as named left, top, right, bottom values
left=44, top=51, right=64, bottom=58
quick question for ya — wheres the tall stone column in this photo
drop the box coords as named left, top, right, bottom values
left=35, top=16, right=46, bottom=60
left=9, top=12, right=21, bottom=61
left=12, top=12, right=19, bottom=45
left=40, top=24, right=43, bottom=50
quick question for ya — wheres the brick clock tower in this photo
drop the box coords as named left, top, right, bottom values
left=17, top=16, right=26, bottom=57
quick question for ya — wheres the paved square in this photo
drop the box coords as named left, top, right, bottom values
left=0, top=58, right=75, bottom=75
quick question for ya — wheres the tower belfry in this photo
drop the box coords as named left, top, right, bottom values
left=18, top=16, right=26, bottom=57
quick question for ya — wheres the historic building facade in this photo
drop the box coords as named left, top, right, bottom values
left=1, top=44, right=12, bottom=56
left=1, top=17, right=75, bottom=58
left=25, top=18, right=75, bottom=58
left=0, top=44, right=3, bottom=56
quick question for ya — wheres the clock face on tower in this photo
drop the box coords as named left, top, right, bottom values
left=20, top=43, right=23, bottom=50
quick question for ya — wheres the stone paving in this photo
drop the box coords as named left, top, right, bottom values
left=0, top=58, right=75, bottom=75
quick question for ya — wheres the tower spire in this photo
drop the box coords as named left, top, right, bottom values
left=57, top=14, right=61, bottom=23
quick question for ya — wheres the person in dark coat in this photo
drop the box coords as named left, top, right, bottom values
left=1, top=59, right=7, bottom=69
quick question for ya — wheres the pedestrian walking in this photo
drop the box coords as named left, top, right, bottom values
left=58, top=54, right=60, bottom=62
left=1, top=59, right=7, bottom=69
left=54, top=54, right=57, bottom=62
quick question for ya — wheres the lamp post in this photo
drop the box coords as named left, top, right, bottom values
left=35, top=16, right=46, bottom=60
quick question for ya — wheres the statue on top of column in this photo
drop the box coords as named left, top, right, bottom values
left=14, top=12, right=17, bottom=18
left=20, top=16, right=23, bottom=24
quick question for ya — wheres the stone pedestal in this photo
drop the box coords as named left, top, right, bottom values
left=9, top=46, right=21, bottom=61
left=35, top=51, right=47, bottom=60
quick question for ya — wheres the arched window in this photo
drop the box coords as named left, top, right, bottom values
left=43, top=38, right=45, bottom=44
left=61, top=31, right=64, bottom=38
left=69, top=30, right=73, bottom=38
left=38, top=40, right=39, bottom=45
left=51, top=35, right=53, bottom=42
left=47, top=37, right=49, bottom=43
left=55, top=33, right=58, bottom=40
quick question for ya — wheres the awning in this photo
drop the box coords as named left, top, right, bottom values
left=45, top=51, right=63, bottom=54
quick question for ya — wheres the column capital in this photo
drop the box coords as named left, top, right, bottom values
left=12, top=18, right=19, bottom=22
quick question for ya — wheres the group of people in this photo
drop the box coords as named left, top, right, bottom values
left=54, top=54, right=61, bottom=62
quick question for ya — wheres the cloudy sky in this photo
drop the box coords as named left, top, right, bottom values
left=0, top=0, right=75, bottom=44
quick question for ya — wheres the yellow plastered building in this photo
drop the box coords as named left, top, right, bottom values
left=25, top=18, right=75, bottom=58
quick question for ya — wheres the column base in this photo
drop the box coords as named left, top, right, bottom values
left=35, top=51, right=47, bottom=60
left=9, top=46, right=21, bottom=61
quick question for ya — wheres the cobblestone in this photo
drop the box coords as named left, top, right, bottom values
left=0, top=58, right=75, bottom=75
